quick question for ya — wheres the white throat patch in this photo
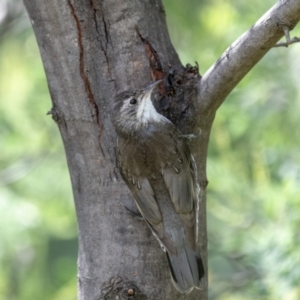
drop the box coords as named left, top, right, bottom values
left=136, top=94, right=166, bottom=123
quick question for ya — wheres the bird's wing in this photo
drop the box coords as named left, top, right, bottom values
left=121, top=172, right=177, bottom=254
left=117, top=142, right=160, bottom=224
left=163, top=164, right=194, bottom=214
left=118, top=140, right=176, bottom=253
left=161, top=133, right=197, bottom=250
left=127, top=176, right=162, bottom=225
left=162, top=132, right=196, bottom=213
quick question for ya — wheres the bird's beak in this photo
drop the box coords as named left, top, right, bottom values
left=142, top=80, right=163, bottom=98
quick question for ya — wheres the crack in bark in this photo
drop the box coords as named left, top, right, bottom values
left=102, top=14, right=109, bottom=44
left=100, top=13, right=111, bottom=75
left=136, top=28, right=164, bottom=81
left=67, top=0, right=105, bottom=156
left=89, top=0, right=110, bottom=76
left=68, top=0, right=99, bottom=122
left=89, top=0, right=100, bottom=37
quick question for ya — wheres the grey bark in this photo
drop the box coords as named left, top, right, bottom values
left=22, top=0, right=300, bottom=299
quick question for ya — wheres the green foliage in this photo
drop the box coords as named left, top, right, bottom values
left=1, top=0, right=299, bottom=299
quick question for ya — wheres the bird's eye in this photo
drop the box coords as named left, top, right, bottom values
left=130, top=98, right=137, bottom=105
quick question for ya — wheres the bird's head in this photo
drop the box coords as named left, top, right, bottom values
left=113, top=80, right=166, bottom=137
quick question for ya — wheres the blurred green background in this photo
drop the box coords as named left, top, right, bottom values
left=1, top=0, right=299, bottom=299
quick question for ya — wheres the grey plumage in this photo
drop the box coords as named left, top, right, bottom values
left=113, top=81, right=205, bottom=293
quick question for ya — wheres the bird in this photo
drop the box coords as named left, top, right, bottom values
left=112, top=80, right=205, bottom=294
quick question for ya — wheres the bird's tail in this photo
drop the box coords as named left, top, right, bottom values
left=166, top=246, right=206, bottom=294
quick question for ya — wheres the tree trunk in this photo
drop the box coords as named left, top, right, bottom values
left=23, top=0, right=205, bottom=299
left=22, top=0, right=300, bottom=299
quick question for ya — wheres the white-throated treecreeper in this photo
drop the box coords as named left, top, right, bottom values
left=113, top=80, right=205, bottom=294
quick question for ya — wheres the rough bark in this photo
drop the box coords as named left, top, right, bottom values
left=22, top=0, right=300, bottom=299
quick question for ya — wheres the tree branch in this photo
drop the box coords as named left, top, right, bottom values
left=198, top=0, right=300, bottom=118
left=274, top=25, right=300, bottom=48
left=274, top=36, right=300, bottom=47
